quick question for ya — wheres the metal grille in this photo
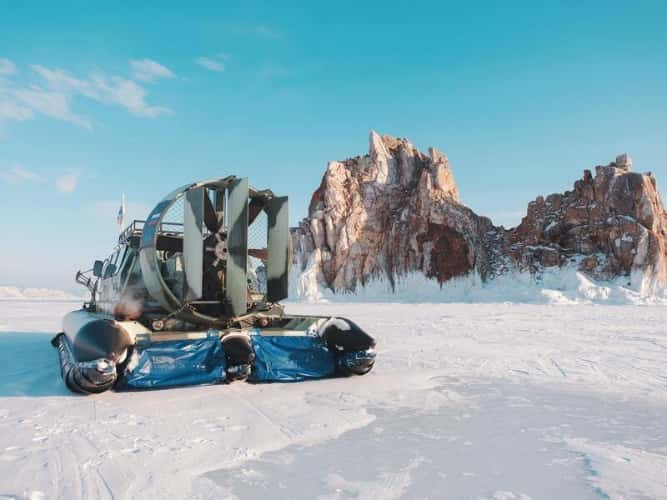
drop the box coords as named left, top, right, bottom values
left=248, top=209, right=268, bottom=297
left=249, top=209, right=268, bottom=255
left=161, top=196, right=184, bottom=233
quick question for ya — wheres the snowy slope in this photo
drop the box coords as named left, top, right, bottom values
left=292, top=261, right=667, bottom=305
left=1, top=301, right=666, bottom=499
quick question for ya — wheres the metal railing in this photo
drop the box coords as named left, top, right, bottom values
left=118, top=220, right=185, bottom=245
left=118, top=220, right=146, bottom=245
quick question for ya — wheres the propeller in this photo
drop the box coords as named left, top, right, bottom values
left=203, top=187, right=266, bottom=268
left=183, top=186, right=226, bottom=301
left=140, top=177, right=290, bottom=321
left=181, top=179, right=279, bottom=314
left=205, top=231, right=228, bottom=268
left=203, top=187, right=228, bottom=270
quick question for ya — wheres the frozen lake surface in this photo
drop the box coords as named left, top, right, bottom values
left=0, top=301, right=665, bottom=499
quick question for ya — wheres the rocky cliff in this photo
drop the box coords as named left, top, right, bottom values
left=507, top=154, right=667, bottom=284
left=292, top=132, right=667, bottom=294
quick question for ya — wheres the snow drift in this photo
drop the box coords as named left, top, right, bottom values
left=291, top=257, right=667, bottom=305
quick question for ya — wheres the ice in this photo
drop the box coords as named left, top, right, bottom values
left=544, top=221, right=558, bottom=232
left=291, top=265, right=667, bottom=305
left=566, top=438, right=667, bottom=499
left=0, top=300, right=665, bottom=499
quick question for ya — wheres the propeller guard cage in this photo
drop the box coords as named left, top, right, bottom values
left=139, top=176, right=289, bottom=326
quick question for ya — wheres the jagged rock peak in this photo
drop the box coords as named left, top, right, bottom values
left=509, top=153, right=667, bottom=283
left=363, top=130, right=459, bottom=201
left=292, top=131, right=492, bottom=292
left=369, top=129, right=390, bottom=160
left=615, top=153, right=633, bottom=170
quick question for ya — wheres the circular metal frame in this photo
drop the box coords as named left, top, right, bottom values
left=139, top=176, right=272, bottom=326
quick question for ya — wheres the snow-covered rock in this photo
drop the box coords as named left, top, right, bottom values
left=509, top=156, right=667, bottom=284
left=292, top=133, right=667, bottom=300
left=292, top=131, right=500, bottom=294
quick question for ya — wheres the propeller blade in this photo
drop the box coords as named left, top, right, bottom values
left=203, top=188, right=220, bottom=233
left=266, top=196, right=289, bottom=303
left=248, top=198, right=265, bottom=226
left=183, top=187, right=204, bottom=300
left=215, top=187, right=225, bottom=221
left=226, top=178, right=249, bottom=316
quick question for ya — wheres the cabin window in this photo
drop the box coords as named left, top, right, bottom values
left=111, top=248, right=123, bottom=268
left=126, top=256, right=143, bottom=286
left=119, top=249, right=135, bottom=283
left=101, top=258, right=111, bottom=278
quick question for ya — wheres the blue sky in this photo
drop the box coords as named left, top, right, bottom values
left=1, top=1, right=666, bottom=290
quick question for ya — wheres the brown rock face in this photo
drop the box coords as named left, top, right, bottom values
left=293, top=135, right=667, bottom=293
left=292, top=131, right=501, bottom=292
left=507, top=155, right=667, bottom=283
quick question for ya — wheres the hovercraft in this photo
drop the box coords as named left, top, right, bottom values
left=52, top=177, right=375, bottom=394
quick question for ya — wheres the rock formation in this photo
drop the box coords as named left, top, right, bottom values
left=292, top=132, right=667, bottom=293
left=507, top=154, right=667, bottom=284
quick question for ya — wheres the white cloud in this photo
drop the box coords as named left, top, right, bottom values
left=55, top=173, right=78, bottom=193
left=89, top=73, right=171, bottom=117
left=195, top=56, right=225, bottom=72
left=0, top=165, right=83, bottom=194
left=0, top=58, right=16, bottom=76
left=32, top=65, right=171, bottom=117
left=0, top=165, right=43, bottom=184
left=15, top=86, right=92, bottom=128
left=1, top=73, right=34, bottom=122
left=130, top=59, right=175, bottom=83
left=0, top=61, right=173, bottom=128
left=0, top=96, right=34, bottom=121
left=31, top=65, right=91, bottom=95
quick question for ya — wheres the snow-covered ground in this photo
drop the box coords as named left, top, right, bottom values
left=0, top=287, right=83, bottom=301
left=0, top=300, right=666, bottom=499
left=293, top=265, right=667, bottom=305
